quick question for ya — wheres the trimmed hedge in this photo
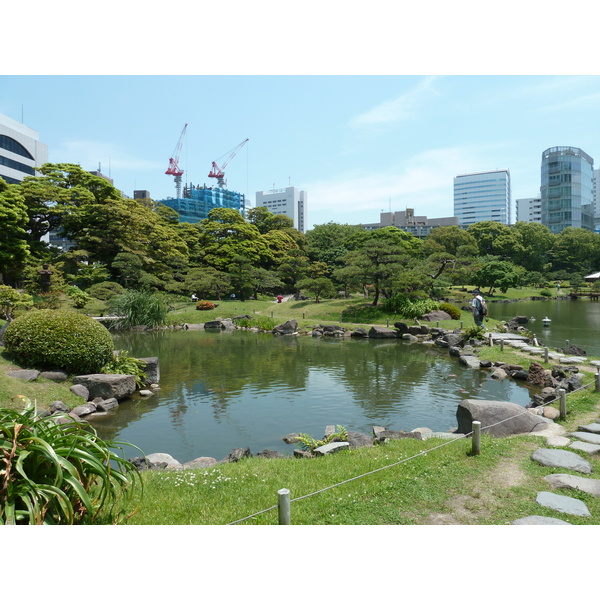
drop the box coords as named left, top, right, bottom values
left=3, top=309, right=114, bottom=374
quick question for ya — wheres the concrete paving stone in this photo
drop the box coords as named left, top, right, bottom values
left=544, top=473, right=600, bottom=497
left=570, top=431, right=600, bottom=445
left=531, top=448, right=592, bottom=473
left=545, top=436, right=571, bottom=447
left=579, top=423, right=600, bottom=434
left=511, top=515, right=573, bottom=525
left=535, top=491, right=591, bottom=517
left=569, top=441, right=600, bottom=455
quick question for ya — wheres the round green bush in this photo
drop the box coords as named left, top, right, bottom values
left=4, top=309, right=114, bottom=374
left=439, top=302, right=461, bottom=320
left=87, top=281, right=125, bottom=301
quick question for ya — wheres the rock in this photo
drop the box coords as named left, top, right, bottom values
left=511, top=515, right=572, bottom=525
left=39, top=370, right=68, bottom=382
left=579, top=423, right=600, bottom=434
left=347, top=431, right=374, bottom=448
left=312, top=441, right=349, bottom=455
left=293, top=449, right=314, bottom=459
left=449, top=346, right=462, bottom=357
left=49, top=401, right=70, bottom=414
left=70, top=384, right=90, bottom=401
left=421, top=310, right=452, bottom=322
left=138, top=357, right=160, bottom=384
left=256, top=449, right=286, bottom=459
left=183, top=457, right=219, bottom=469
left=375, top=430, right=423, bottom=442
left=544, top=473, right=600, bottom=497
left=71, top=403, right=97, bottom=417
left=282, top=433, right=301, bottom=444
left=368, top=326, right=397, bottom=338
left=350, top=328, right=368, bottom=337
left=535, top=491, right=591, bottom=517
left=456, top=399, right=549, bottom=437
left=527, top=362, right=550, bottom=387
left=72, top=373, right=136, bottom=401
left=546, top=436, right=571, bottom=447
left=223, top=447, right=252, bottom=462
left=511, top=369, right=529, bottom=380
left=204, top=320, right=225, bottom=329
left=93, top=397, right=119, bottom=412
left=491, top=368, right=508, bottom=380
left=273, top=320, right=298, bottom=335
left=459, top=356, right=481, bottom=369
left=394, top=322, right=409, bottom=333
left=569, top=441, right=600, bottom=455
left=570, top=431, right=600, bottom=445
left=139, top=390, right=153, bottom=397
left=145, top=452, right=182, bottom=469
left=542, top=406, right=560, bottom=420
left=128, top=456, right=153, bottom=470
left=7, top=369, right=40, bottom=381
left=530, top=448, right=592, bottom=473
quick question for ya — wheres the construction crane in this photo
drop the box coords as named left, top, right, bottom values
left=165, top=123, right=187, bottom=198
left=208, top=138, right=249, bottom=188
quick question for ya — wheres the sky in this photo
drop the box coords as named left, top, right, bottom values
left=4, top=74, right=600, bottom=230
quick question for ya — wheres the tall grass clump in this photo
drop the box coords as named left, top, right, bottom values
left=0, top=400, right=141, bottom=524
left=381, top=295, right=440, bottom=319
left=236, top=316, right=277, bottom=330
left=108, top=290, right=168, bottom=329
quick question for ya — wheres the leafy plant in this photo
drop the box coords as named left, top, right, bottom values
left=296, top=425, right=348, bottom=452
left=3, top=309, right=114, bottom=374
left=0, top=402, right=141, bottom=524
left=382, top=295, right=440, bottom=319
left=236, top=316, right=276, bottom=330
left=101, top=350, right=146, bottom=388
left=462, top=324, right=486, bottom=341
left=195, top=300, right=216, bottom=311
left=439, top=302, right=461, bottom=320
left=107, top=290, right=168, bottom=329
left=0, top=285, right=33, bottom=322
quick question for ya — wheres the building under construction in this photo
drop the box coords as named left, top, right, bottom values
left=160, top=183, right=246, bottom=224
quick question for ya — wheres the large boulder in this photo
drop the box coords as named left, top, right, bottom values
left=138, top=356, right=160, bottom=384
left=273, top=320, right=298, bottom=335
left=368, top=326, right=397, bottom=338
left=421, top=310, right=452, bottom=322
left=456, top=399, right=549, bottom=437
left=72, top=373, right=136, bottom=401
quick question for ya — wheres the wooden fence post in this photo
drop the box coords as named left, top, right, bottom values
left=500, top=339, right=504, bottom=352
left=596, top=373, right=600, bottom=393
left=558, top=389, right=567, bottom=419
left=544, top=347, right=549, bottom=363
left=278, top=488, right=291, bottom=525
left=472, top=421, right=481, bottom=456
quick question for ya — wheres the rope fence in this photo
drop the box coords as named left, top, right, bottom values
left=227, top=365, right=598, bottom=525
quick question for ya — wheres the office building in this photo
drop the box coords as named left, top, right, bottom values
left=540, top=146, right=594, bottom=233
left=0, top=113, right=48, bottom=185
left=515, top=196, right=542, bottom=223
left=361, top=208, right=459, bottom=238
left=453, top=169, right=511, bottom=227
left=255, top=186, right=307, bottom=234
left=159, top=182, right=246, bottom=224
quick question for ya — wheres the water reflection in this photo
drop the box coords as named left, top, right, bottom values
left=89, top=329, right=538, bottom=462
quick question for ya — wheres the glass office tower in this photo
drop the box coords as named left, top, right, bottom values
left=540, top=146, right=594, bottom=233
left=453, top=169, right=511, bottom=226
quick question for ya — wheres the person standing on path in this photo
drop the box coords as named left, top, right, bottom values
left=470, top=289, right=486, bottom=327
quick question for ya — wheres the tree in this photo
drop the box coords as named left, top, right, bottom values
left=296, top=277, right=337, bottom=303
left=184, top=267, right=231, bottom=300
left=306, top=222, right=368, bottom=270
left=472, top=259, right=521, bottom=295
left=422, top=226, right=478, bottom=258
left=511, top=221, right=554, bottom=272
left=467, top=221, right=525, bottom=259
left=0, top=184, right=30, bottom=284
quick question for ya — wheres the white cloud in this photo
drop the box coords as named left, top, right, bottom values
left=349, top=76, right=440, bottom=127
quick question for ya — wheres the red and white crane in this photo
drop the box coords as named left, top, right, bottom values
left=165, top=123, right=187, bottom=198
left=208, top=138, right=249, bottom=188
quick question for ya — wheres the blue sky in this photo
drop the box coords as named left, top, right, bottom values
left=3, top=75, right=600, bottom=230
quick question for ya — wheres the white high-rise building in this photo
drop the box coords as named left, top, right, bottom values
left=515, top=196, right=542, bottom=223
left=255, top=186, right=307, bottom=233
left=0, top=113, right=48, bottom=184
left=453, top=169, right=511, bottom=227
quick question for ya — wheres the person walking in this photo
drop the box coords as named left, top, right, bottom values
left=470, top=289, right=487, bottom=327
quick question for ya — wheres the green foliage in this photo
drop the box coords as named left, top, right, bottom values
left=0, top=404, right=141, bottom=524
left=381, top=295, right=440, bottom=319
left=439, top=302, right=461, bottom=320
left=196, top=300, right=216, bottom=311
left=65, top=285, right=91, bottom=308
left=296, top=425, right=348, bottom=451
left=100, top=350, right=146, bottom=388
left=87, top=280, right=125, bottom=301
left=34, top=290, right=62, bottom=310
left=107, top=290, right=168, bottom=329
left=236, top=316, right=276, bottom=330
left=297, top=276, right=337, bottom=302
left=462, top=324, right=486, bottom=340
left=0, top=286, right=33, bottom=322
left=539, top=289, right=553, bottom=297
left=3, top=309, right=114, bottom=374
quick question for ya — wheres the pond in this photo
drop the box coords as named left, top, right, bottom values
left=90, top=328, right=538, bottom=463
left=489, top=296, right=600, bottom=356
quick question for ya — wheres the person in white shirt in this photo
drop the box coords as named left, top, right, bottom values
left=470, top=289, right=485, bottom=327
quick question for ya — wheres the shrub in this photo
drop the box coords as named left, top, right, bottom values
left=65, top=285, right=92, bottom=308
left=3, top=309, right=114, bottom=374
left=87, top=281, right=125, bottom=301
left=0, top=285, right=33, bottom=322
left=439, top=302, right=461, bottom=320
left=101, top=350, right=146, bottom=388
left=462, top=324, right=486, bottom=341
left=236, top=316, right=276, bottom=330
left=296, top=425, right=348, bottom=452
left=539, top=289, right=553, bottom=297
left=0, top=402, right=141, bottom=524
left=195, top=300, right=216, bottom=311
left=382, top=295, right=440, bottom=319
left=107, top=290, right=168, bottom=329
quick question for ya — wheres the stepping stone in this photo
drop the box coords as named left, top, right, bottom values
left=559, top=357, right=586, bottom=364
left=579, top=423, right=600, bottom=434
left=531, top=448, right=592, bottom=474
left=544, top=473, right=600, bottom=497
left=570, top=431, right=600, bottom=445
left=536, top=491, right=591, bottom=517
left=546, top=436, right=571, bottom=447
left=511, top=515, right=572, bottom=525
left=312, top=442, right=350, bottom=456
left=7, top=369, right=40, bottom=381
left=570, top=441, right=600, bottom=455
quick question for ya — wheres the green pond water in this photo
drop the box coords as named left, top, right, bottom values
left=91, top=327, right=540, bottom=463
